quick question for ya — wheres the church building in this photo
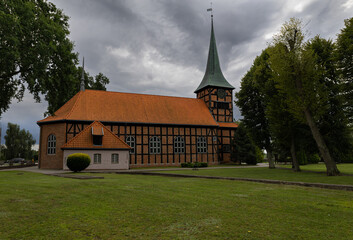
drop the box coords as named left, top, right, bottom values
left=37, top=16, right=238, bottom=169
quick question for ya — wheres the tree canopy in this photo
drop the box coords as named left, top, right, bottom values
left=4, top=123, right=35, bottom=160
left=0, top=0, right=110, bottom=117
left=236, top=17, right=353, bottom=176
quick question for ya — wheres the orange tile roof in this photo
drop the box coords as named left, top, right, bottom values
left=61, top=121, right=131, bottom=150
left=217, top=122, right=239, bottom=128
left=38, top=90, right=219, bottom=126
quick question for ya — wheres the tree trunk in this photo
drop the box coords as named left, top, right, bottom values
left=266, top=148, right=275, bottom=169
left=303, top=108, right=340, bottom=176
left=290, top=136, right=300, bottom=172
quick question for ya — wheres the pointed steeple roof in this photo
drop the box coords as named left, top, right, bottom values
left=195, top=17, right=234, bottom=93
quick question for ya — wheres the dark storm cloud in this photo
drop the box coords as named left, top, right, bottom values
left=2, top=0, right=352, bottom=144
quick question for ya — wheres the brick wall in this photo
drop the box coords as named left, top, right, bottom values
left=39, top=123, right=66, bottom=169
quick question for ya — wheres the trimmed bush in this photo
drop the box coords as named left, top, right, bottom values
left=181, top=162, right=208, bottom=168
left=67, top=153, right=91, bottom=172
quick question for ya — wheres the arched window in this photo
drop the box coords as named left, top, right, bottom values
left=126, top=136, right=135, bottom=154
left=47, top=134, right=56, bottom=155
left=174, top=136, right=185, bottom=154
left=197, top=137, right=207, bottom=153
left=149, top=136, right=161, bottom=154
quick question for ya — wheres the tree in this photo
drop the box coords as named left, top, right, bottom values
left=270, top=18, right=340, bottom=175
left=306, top=36, right=353, bottom=163
left=231, top=123, right=257, bottom=165
left=235, top=49, right=275, bottom=168
left=0, top=0, right=77, bottom=116
left=45, top=67, right=110, bottom=115
left=4, top=123, right=35, bottom=160
left=0, top=0, right=110, bottom=117
left=336, top=17, right=353, bottom=125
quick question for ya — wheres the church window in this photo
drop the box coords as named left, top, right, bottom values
left=197, top=137, right=207, bottom=153
left=126, top=136, right=135, bottom=154
left=93, top=135, right=103, bottom=146
left=111, top=154, right=119, bottom=164
left=214, top=102, right=229, bottom=109
left=149, top=136, right=161, bottom=154
left=174, top=136, right=185, bottom=154
left=94, top=154, right=101, bottom=164
left=47, top=134, right=56, bottom=155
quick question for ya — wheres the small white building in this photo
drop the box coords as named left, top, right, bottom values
left=62, top=121, right=131, bottom=170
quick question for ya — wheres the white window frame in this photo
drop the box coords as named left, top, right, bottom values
left=197, top=137, right=207, bottom=153
left=94, top=153, right=101, bottom=164
left=149, top=136, right=161, bottom=154
left=126, top=136, right=135, bottom=154
left=47, top=134, right=56, bottom=155
left=174, top=136, right=185, bottom=154
left=111, top=153, right=119, bottom=164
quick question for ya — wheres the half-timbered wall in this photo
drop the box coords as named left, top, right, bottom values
left=217, top=127, right=237, bottom=163
left=65, top=122, right=236, bottom=167
left=196, top=88, right=233, bottom=122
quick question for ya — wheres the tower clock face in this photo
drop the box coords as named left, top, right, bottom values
left=217, top=89, right=226, bottom=99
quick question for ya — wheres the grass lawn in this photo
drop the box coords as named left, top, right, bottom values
left=1, top=171, right=353, bottom=239
left=159, top=166, right=353, bottom=185
left=279, top=163, right=353, bottom=175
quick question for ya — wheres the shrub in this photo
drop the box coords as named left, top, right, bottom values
left=181, top=162, right=208, bottom=168
left=66, top=153, right=91, bottom=172
left=308, top=154, right=320, bottom=164
left=255, top=146, right=264, bottom=163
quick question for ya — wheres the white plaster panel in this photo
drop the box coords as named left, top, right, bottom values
left=63, top=150, right=130, bottom=170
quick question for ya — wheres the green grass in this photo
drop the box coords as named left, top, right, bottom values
left=1, top=171, right=353, bottom=239
left=279, top=163, right=353, bottom=174
left=159, top=166, right=353, bottom=185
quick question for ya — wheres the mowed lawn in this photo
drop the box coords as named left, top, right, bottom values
left=161, top=165, right=353, bottom=185
left=279, top=163, right=353, bottom=175
left=1, top=171, right=353, bottom=239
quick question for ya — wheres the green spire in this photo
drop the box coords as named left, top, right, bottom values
left=195, top=17, right=234, bottom=93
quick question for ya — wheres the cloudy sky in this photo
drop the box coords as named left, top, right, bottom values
left=1, top=0, right=353, bottom=147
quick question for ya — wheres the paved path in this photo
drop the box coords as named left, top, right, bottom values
left=0, top=163, right=269, bottom=175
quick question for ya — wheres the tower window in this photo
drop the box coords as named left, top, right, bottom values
left=214, top=102, right=229, bottom=109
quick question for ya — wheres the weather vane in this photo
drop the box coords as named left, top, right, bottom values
left=207, top=2, right=213, bottom=18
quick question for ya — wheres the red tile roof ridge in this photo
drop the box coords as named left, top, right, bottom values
left=37, top=91, right=83, bottom=123
left=83, top=89, right=198, bottom=100
left=61, top=120, right=131, bottom=149
left=64, top=91, right=83, bottom=121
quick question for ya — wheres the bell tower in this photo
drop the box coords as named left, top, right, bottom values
left=195, top=15, right=234, bottom=122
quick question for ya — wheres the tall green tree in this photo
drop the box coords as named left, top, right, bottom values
left=270, top=18, right=339, bottom=175
left=235, top=49, right=275, bottom=168
left=0, top=0, right=77, bottom=116
left=336, top=17, right=353, bottom=125
left=4, top=123, right=35, bottom=160
left=231, top=123, right=257, bottom=165
left=306, top=36, right=353, bottom=163
left=45, top=67, right=110, bottom=115
left=0, top=0, right=110, bottom=117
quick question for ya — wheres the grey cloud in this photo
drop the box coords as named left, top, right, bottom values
left=2, top=0, right=352, bottom=143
